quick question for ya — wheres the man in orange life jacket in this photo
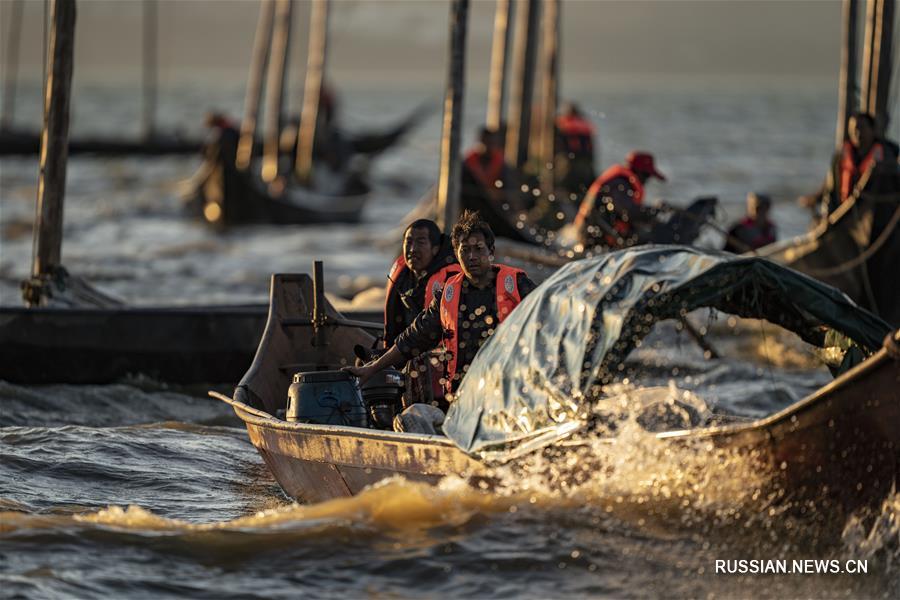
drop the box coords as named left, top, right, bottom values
left=800, top=112, right=899, bottom=218
left=348, top=210, right=536, bottom=404
left=723, top=192, right=777, bottom=253
left=572, top=151, right=667, bottom=250
left=555, top=102, right=597, bottom=197
left=382, top=220, right=460, bottom=407
left=461, top=126, right=509, bottom=207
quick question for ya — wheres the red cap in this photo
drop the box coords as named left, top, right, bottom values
left=626, top=151, right=666, bottom=181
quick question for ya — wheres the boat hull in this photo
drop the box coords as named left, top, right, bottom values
left=0, top=305, right=380, bottom=384
left=230, top=345, right=898, bottom=515
left=236, top=405, right=485, bottom=503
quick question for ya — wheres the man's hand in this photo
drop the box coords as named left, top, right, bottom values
left=342, top=362, right=378, bottom=386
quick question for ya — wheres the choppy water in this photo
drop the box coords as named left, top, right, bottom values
left=2, top=78, right=899, bottom=597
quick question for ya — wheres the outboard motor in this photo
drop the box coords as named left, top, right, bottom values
left=360, top=369, right=405, bottom=430
left=286, top=370, right=367, bottom=427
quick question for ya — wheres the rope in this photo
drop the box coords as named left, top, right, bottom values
left=800, top=201, right=900, bottom=277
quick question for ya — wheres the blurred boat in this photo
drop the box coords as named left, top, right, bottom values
left=182, top=107, right=428, bottom=227
left=0, top=126, right=202, bottom=156
left=0, top=301, right=381, bottom=385
left=757, top=193, right=900, bottom=327
left=214, top=249, right=899, bottom=515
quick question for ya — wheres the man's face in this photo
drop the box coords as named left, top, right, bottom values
left=455, top=232, right=492, bottom=281
left=403, top=227, right=438, bottom=274
left=848, top=116, right=874, bottom=150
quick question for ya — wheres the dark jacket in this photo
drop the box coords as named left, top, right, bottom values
left=383, top=235, right=458, bottom=346
left=395, top=268, right=536, bottom=392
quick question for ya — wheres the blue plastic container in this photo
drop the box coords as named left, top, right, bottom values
left=286, top=370, right=367, bottom=427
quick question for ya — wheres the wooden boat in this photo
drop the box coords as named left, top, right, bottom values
left=0, top=302, right=380, bottom=385
left=0, top=126, right=202, bottom=157
left=215, top=252, right=899, bottom=516
left=183, top=109, right=426, bottom=227
left=757, top=193, right=900, bottom=326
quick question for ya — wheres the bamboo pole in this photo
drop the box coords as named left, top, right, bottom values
left=859, top=0, right=878, bottom=114
left=436, top=0, right=469, bottom=232
left=31, top=0, right=75, bottom=280
left=504, top=0, right=540, bottom=170
left=835, top=0, right=858, bottom=148
left=486, top=0, right=512, bottom=132
left=261, top=0, right=293, bottom=184
left=1, top=0, right=24, bottom=130
left=537, top=0, right=559, bottom=191
left=142, top=0, right=157, bottom=140
left=237, top=0, right=276, bottom=171
left=871, top=0, right=894, bottom=132
left=860, top=0, right=894, bottom=134
left=295, top=0, right=329, bottom=184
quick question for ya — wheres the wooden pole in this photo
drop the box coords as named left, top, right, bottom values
left=261, top=0, right=293, bottom=184
left=295, top=0, right=329, bottom=185
left=486, top=0, right=512, bottom=132
left=504, top=0, right=540, bottom=170
left=537, top=0, right=559, bottom=191
left=142, top=0, right=157, bottom=140
left=31, top=0, right=75, bottom=280
left=1, top=0, right=24, bottom=130
left=436, top=0, right=469, bottom=232
left=237, top=0, right=276, bottom=171
left=871, top=0, right=894, bottom=133
left=860, top=0, right=894, bottom=134
left=835, top=0, right=858, bottom=149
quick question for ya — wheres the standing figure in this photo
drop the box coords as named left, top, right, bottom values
left=555, top=101, right=597, bottom=198
left=572, top=151, right=667, bottom=250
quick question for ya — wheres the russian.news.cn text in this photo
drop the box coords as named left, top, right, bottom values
left=715, top=559, right=867, bottom=575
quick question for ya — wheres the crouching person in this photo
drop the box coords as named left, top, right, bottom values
left=345, top=210, right=536, bottom=433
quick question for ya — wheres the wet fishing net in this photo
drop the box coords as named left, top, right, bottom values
left=443, top=246, right=892, bottom=459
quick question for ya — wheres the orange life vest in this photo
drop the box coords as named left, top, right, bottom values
left=840, top=141, right=884, bottom=202
left=573, top=164, right=644, bottom=243
left=438, top=265, right=524, bottom=395
left=464, top=148, right=505, bottom=191
left=556, top=114, right=595, bottom=156
left=384, top=255, right=459, bottom=330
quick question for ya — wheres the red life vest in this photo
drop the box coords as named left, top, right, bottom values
left=384, top=255, right=459, bottom=330
left=438, top=265, right=524, bottom=394
left=573, top=164, right=644, bottom=243
left=556, top=114, right=595, bottom=156
left=464, top=148, right=505, bottom=191
left=840, top=141, right=884, bottom=202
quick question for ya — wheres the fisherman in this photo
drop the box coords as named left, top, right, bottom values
left=572, top=150, right=668, bottom=250
left=461, top=126, right=510, bottom=208
left=723, top=192, right=777, bottom=253
left=799, top=112, right=900, bottom=218
left=555, top=101, right=597, bottom=197
left=347, top=210, right=536, bottom=409
left=381, top=220, right=460, bottom=407
left=203, top=111, right=240, bottom=166
left=384, top=219, right=459, bottom=346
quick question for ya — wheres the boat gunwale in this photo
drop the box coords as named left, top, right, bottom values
left=212, top=339, right=896, bottom=457
left=209, top=390, right=455, bottom=448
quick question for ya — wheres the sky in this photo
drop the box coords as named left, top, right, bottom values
left=2, top=0, right=845, bottom=87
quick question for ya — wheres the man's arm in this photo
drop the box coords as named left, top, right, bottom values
left=516, top=272, right=538, bottom=299
left=345, top=294, right=445, bottom=385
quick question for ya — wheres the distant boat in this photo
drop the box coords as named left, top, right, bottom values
left=0, top=126, right=202, bottom=156
left=0, top=302, right=381, bottom=385
left=214, top=249, right=899, bottom=517
left=182, top=108, right=428, bottom=227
